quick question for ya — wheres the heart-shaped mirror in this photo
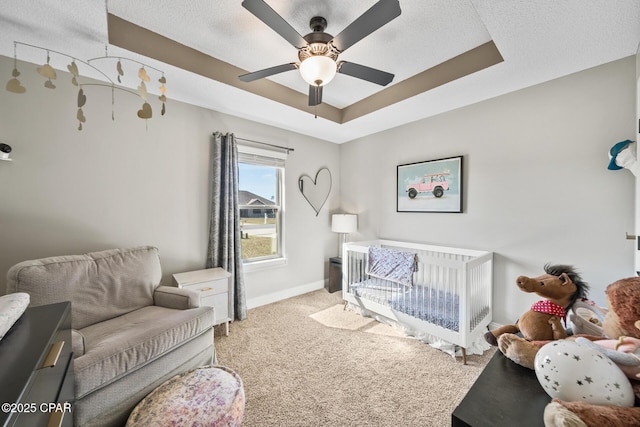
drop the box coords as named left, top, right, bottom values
left=298, top=168, right=332, bottom=216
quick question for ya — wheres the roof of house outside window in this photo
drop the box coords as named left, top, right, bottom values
left=239, top=190, right=275, bottom=206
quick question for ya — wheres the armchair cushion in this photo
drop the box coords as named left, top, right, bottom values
left=7, top=246, right=161, bottom=329
left=74, top=304, right=214, bottom=399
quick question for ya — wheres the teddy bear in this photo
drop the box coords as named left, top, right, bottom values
left=499, top=277, right=640, bottom=426
left=484, top=263, right=589, bottom=347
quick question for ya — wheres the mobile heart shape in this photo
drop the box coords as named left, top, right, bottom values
left=298, top=167, right=332, bottom=216
left=137, top=102, right=152, bottom=119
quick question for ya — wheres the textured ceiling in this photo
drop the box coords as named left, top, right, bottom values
left=1, top=1, right=639, bottom=143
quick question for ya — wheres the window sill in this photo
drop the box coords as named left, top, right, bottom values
left=243, top=257, right=288, bottom=273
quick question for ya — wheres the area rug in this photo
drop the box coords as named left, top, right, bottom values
left=310, top=303, right=406, bottom=338
left=309, top=303, right=374, bottom=330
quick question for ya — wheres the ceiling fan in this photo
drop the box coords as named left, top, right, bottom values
left=239, top=0, right=402, bottom=107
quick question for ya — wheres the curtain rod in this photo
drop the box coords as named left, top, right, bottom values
left=236, top=137, right=294, bottom=153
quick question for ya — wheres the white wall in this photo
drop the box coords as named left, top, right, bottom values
left=340, top=56, right=637, bottom=325
left=0, top=55, right=341, bottom=305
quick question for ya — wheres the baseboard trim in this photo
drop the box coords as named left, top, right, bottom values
left=488, top=321, right=502, bottom=331
left=246, top=280, right=325, bottom=310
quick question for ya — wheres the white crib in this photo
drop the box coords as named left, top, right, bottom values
left=342, top=240, right=493, bottom=363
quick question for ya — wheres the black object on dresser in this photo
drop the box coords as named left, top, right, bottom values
left=327, top=257, right=342, bottom=293
left=451, top=351, right=551, bottom=427
left=0, top=302, right=74, bottom=427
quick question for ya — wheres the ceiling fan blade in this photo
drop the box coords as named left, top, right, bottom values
left=338, top=61, right=394, bottom=86
left=330, top=0, right=401, bottom=53
left=239, top=63, right=298, bottom=82
left=308, top=85, right=323, bottom=106
left=241, top=0, right=307, bottom=49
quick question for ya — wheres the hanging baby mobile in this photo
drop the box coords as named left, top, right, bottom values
left=6, top=41, right=167, bottom=130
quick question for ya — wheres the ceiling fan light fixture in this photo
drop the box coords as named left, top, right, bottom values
left=299, top=55, right=336, bottom=87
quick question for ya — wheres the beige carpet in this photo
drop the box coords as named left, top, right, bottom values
left=214, top=289, right=495, bottom=427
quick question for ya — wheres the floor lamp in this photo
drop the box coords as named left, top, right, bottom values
left=331, top=214, right=358, bottom=258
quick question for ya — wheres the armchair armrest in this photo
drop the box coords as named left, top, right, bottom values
left=154, top=286, right=201, bottom=309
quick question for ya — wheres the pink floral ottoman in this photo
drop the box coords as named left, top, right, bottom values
left=126, top=365, right=245, bottom=426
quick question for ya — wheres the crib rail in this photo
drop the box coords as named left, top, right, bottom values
left=342, top=240, right=493, bottom=349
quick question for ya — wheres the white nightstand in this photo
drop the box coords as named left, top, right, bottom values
left=172, top=267, right=232, bottom=336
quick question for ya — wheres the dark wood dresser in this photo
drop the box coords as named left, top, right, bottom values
left=0, top=302, right=74, bottom=427
left=451, top=351, right=551, bottom=427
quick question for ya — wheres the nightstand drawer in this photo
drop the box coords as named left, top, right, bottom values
left=327, top=257, right=342, bottom=293
left=201, top=293, right=230, bottom=323
left=186, top=278, right=228, bottom=295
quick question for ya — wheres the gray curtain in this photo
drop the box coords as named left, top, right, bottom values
left=207, top=132, right=246, bottom=320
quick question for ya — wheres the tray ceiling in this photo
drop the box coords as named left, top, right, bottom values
left=1, top=1, right=639, bottom=143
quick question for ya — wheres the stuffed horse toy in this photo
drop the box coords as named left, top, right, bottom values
left=484, top=264, right=589, bottom=346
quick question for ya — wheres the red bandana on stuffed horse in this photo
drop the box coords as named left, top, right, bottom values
left=531, top=300, right=567, bottom=326
left=485, top=264, right=589, bottom=346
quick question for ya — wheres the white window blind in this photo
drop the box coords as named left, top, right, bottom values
left=238, top=145, right=286, bottom=167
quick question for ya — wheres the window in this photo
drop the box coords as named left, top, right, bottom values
left=238, top=145, right=286, bottom=266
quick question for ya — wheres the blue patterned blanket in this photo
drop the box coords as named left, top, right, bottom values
left=366, top=247, right=417, bottom=286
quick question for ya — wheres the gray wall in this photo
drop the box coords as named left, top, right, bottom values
left=1, top=54, right=636, bottom=326
left=340, top=56, right=637, bottom=326
left=0, top=55, right=341, bottom=305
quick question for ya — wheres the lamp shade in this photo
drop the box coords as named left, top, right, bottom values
left=332, top=214, right=357, bottom=233
left=299, top=55, right=337, bottom=86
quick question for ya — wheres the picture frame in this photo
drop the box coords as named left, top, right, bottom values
left=397, top=156, right=463, bottom=213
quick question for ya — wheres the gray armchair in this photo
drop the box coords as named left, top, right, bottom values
left=6, top=246, right=215, bottom=427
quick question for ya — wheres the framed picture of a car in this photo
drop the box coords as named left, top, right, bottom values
left=397, top=156, right=463, bottom=213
